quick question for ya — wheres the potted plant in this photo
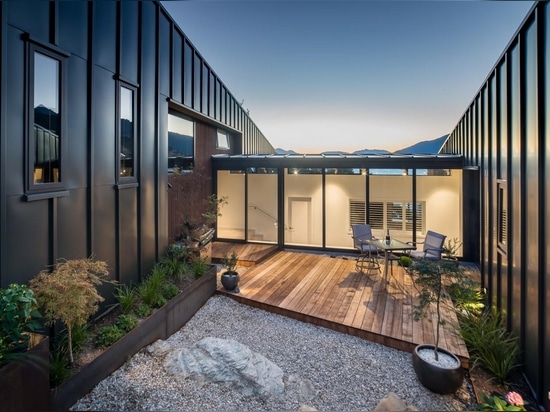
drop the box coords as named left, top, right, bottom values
left=442, top=237, right=461, bottom=265
left=220, top=252, right=240, bottom=292
left=408, top=259, right=470, bottom=394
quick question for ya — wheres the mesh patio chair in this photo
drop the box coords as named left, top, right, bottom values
left=351, top=224, right=381, bottom=273
left=407, top=230, right=446, bottom=261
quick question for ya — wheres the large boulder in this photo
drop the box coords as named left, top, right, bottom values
left=165, top=337, right=284, bottom=400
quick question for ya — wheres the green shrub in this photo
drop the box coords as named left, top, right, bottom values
left=191, top=257, right=208, bottom=279
left=448, top=281, right=485, bottom=316
left=398, top=255, right=412, bottom=267
left=114, top=284, right=137, bottom=314
left=457, top=308, right=520, bottom=383
left=138, top=267, right=167, bottom=307
left=49, top=351, right=71, bottom=388
left=135, top=304, right=152, bottom=318
left=161, top=283, right=180, bottom=300
left=95, top=325, right=124, bottom=348
left=115, top=314, right=138, bottom=333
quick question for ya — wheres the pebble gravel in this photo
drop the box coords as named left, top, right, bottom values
left=71, top=295, right=477, bottom=411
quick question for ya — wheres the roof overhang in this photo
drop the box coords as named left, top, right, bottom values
left=212, top=153, right=464, bottom=170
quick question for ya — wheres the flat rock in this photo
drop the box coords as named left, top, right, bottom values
left=164, top=337, right=284, bottom=400
left=373, top=392, right=419, bottom=411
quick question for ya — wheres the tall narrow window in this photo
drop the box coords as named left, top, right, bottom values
left=25, top=36, right=69, bottom=195
left=497, top=181, right=508, bottom=251
left=168, top=112, right=194, bottom=172
left=118, top=83, right=136, bottom=180
left=33, top=52, right=60, bottom=184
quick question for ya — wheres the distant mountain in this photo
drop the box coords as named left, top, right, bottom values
left=394, top=134, right=448, bottom=155
left=353, top=148, right=392, bottom=155
left=274, top=148, right=299, bottom=155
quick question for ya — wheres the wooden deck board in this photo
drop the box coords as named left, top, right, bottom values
left=215, top=247, right=470, bottom=367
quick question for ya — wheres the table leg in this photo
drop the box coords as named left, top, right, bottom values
left=383, top=250, right=389, bottom=288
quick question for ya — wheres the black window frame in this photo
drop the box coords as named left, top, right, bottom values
left=168, top=110, right=195, bottom=173
left=23, top=34, right=70, bottom=198
left=116, top=78, right=138, bottom=183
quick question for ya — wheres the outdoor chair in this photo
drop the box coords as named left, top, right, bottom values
left=407, top=230, right=446, bottom=261
left=351, top=224, right=381, bottom=273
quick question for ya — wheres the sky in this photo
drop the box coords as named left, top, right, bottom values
left=162, top=0, right=534, bottom=153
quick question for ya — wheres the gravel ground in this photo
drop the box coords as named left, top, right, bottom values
left=71, top=295, right=476, bottom=411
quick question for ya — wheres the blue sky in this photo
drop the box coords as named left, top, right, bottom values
left=162, top=0, right=534, bottom=153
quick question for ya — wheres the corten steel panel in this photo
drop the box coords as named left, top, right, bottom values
left=5, top=27, right=25, bottom=196
left=66, top=55, right=88, bottom=190
left=158, top=11, right=171, bottom=98
left=6, top=196, right=49, bottom=285
left=58, top=1, right=88, bottom=58
left=118, top=187, right=139, bottom=285
left=6, top=0, right=49, bottom=41
left=120, top=1, right=139, bottom=84
left=92, top=1, right=116, bottom=72
left=92, top=185, right=116, bottom=272
left=139, top=0, right=159, bottom=270
left=92, top=67, right=116, bottom=186
left=57, top=188, right=88, bottom=260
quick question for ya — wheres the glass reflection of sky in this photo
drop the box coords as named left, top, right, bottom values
left=34, top=52, right=59, bottom=112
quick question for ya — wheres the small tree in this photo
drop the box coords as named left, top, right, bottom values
left=29, top=258, right=110, bottom=364
left=408, top=259, right=472, bottom=361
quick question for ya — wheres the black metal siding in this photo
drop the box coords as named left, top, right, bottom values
left=442, top=2, right=548, bottom=408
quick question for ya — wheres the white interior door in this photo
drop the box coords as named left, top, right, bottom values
left=288, top=197, right=311, bottom=244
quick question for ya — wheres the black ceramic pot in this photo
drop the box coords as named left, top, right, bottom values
left=412, top=344, right=464, bottom=394
left=221, top=271, right=239, bottom=291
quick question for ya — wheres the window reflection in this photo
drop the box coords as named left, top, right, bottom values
left=168, top=113, right=194, bottom=171
left=120, top=86, right=134, bottom=177
left=34, top=52, right=60, bottom=183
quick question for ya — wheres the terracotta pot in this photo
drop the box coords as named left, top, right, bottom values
left=412, top=344, right=464, bottom=394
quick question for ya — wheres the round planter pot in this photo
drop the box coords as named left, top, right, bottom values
left=412, top=344, right=464, bottom=394
left=221, top=271, right=240, bottom=291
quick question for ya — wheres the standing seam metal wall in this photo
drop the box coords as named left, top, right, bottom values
left=442, top=3, right=548, bottom=409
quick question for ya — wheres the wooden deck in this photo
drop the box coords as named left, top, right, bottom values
left=212, top=244, right=470, bottom=367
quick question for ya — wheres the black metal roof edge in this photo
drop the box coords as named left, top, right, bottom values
left=211, top=153, right=464, bottom=170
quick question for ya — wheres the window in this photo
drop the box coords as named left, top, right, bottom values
left=25, top=38, right=69, bottom=194
left=168, top=112, right=194, bottom=172
left=349, top=200, right=366, bottom=226
left=118, top=83, right=136, bottom=180
left=497, top=181, right=507, bottom=251
left=216, top=129, right=230, bottom=150
left=350, top=200, right=425, bottom=232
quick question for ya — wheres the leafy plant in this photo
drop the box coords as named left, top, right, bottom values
left=398, top=255, right=412, bottom=267
left=457, top=308, right=520, bottom=383
left=443, top=237, right=462, bottom=260
left=478, top=391, right=526, bottom=411
left=95, top=325, right=124, bottom=348
left=135, top=304, right=152, bottom=318
left=138, top=267, right=167, bottom=307
left=161, top=283, right=180, bottom=300
left=29, top=257, right=110, bottom=364
left=408, top=259, right=470, bottom=361
left=49, top=350, right=71, bottom=388
left=222, top=252, right=238, bottom=273
left=0, top=283, right=42, bottom=366
left=114, top=284, right=138, bottom=314
left=115, top=314, right=138, bottom=333
left=191, top=256, right=208, bottom=279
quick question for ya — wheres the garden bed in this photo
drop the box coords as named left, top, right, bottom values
left=50, top=265, right=217, bottom=412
